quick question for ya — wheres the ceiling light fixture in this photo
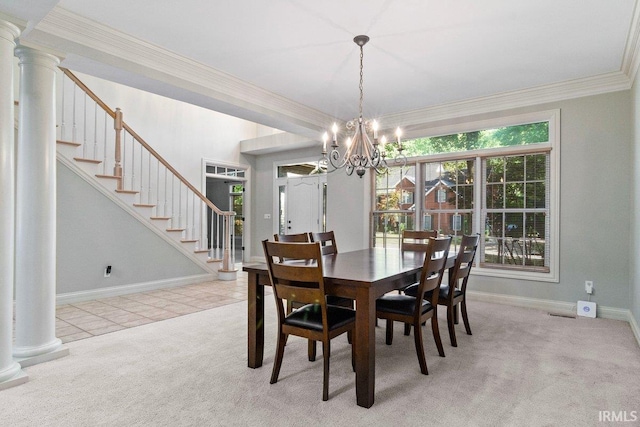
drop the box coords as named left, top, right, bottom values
left=321, top=35, right=406, bottom=178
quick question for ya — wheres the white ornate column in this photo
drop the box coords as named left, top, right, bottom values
left=13, top=45, right=68, bottom=366
left=0, top=19, right=28, bottom=390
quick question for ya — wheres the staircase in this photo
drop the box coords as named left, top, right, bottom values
left=54, top=68, right=237, bottom=279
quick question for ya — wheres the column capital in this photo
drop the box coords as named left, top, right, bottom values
left=14, top=45, right=60, bottom=70
left=0, top=20, right=20, bottom=44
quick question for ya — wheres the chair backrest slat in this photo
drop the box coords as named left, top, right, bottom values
left=401, top=230, right=437, bottom=252
left=310, top=231, right=338, bottom=255
left=274, top=233, right=309, bottom=243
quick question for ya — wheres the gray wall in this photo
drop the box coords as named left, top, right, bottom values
left=632, top=76, right=640, bottom=326
left=465, top=91, right=631, bottom=309
left=57, top=161, right=207, bottom=294
left=249, top=90, right=634, bottom=310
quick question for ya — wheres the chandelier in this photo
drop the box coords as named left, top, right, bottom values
left=321, top=35, right=406, bottom=178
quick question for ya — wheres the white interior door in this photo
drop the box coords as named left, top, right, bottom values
left=286, top=176, right=319, bottom=235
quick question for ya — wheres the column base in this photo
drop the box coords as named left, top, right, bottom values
left=0, top=363, right=28, bottom=391
left=13, top=340, right=69, bottom=368
left=217, top=269, right=238, bottom=281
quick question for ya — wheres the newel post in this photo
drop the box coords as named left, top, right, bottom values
left=218, top=212, right=237, bottom=281
left=113, top=107, right=123, bottom=189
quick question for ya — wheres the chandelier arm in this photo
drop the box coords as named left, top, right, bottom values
left=328, top=148, right=348, bottom=169
left=393, top=153, right=408, bottom=168
left=361, top=132, right=376, bottom=167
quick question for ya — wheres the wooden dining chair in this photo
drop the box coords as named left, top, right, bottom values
left=401, top=229, right=437, bottom=252
left=273, top=232, right=319, bottom=361
left=310, top=231, right=352, bottom=306
left=375, top=236, right=452, bottom=375
left=309, top=231, right=338, bottom=255
left=399, top=229, right=438, bottom=334
left=406, top=234, right=480, bottom=347
left=262, top=240, right=355, bottom=401
left=274, top=232, right=310, bottom=308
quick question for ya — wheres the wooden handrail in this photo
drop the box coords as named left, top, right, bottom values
left=122, top=122, right=229, bottom=216
left=60, top=67, right=232, bottom=217
left=60, top=68, right=116, bottom=119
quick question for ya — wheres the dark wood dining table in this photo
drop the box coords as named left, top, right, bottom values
left=243, top=247, right=456, bottom=408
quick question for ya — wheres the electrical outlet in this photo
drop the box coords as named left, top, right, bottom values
left=585, top=280, right=593, bottom=294
left=104, top=265, right=112, bottom=278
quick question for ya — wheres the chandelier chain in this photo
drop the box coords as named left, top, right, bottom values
left=359, top=44, right=364, bottom=120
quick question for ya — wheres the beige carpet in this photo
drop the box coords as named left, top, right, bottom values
left=1, top=299, right=639, bottom=426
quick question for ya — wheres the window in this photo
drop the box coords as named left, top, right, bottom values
left=373, top=110, right=559, bottom=281
left=372, top=165, right=416, bottom=248
left=482, top=154, right=549, bottom=271
left=422, top=160, right=475, bottom=251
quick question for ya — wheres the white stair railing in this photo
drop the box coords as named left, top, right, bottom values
left=57, top=68, right=236, bottom=272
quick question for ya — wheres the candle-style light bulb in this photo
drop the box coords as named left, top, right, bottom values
left=332, top=123, right=338, bottom=143
left=322, top=132, right=328, bottom=153
left=372, top=120, right=379, bottom=139
left=395, top=127, right=403, bottom=151
left=346, top=137, right=352, bottom=148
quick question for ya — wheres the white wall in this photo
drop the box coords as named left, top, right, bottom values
left=70, top=71, right=274, bottom=187
left=326, top=167, right=371, bottom=253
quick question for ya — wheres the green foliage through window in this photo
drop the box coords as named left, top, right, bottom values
left=394, top=122, right=549, bottom=158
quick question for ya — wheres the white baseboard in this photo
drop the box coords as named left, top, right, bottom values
left=56, top=273, right=214, bottom=305
left=467, top=290, right=640, bottom=348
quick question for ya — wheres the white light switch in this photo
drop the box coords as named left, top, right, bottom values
left=264, top=213, right=271, bottom=219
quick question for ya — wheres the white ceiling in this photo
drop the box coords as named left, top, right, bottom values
left=1, top=0, right=638, bottom=141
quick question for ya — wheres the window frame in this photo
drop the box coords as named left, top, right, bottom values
left=373, top=109, right=560, bottom=282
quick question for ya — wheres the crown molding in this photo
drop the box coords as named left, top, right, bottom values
left=29, top=7, right=332, bottom=135
left=381, top=71, right=631, bottom=131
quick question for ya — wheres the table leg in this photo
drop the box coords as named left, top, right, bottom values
left=248, top=271, right=264, bottom=368
left=354, top=288, right=376, bottom=408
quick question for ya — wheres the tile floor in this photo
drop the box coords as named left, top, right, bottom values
left=54, top=271, right=258, bottom=343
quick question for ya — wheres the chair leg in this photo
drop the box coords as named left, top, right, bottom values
left=308, top=339, right=317, bottom=361
left=385, top=319, right=394, bottom=345
left=270, top=332, right=287, bottom=384
left=453, top=304, right=459, bottom=325
left=347, top=330, right=352, bottom=344
left=404, top=323, right=411, bottom=336
left=322, top=340, right=330, bottom=401
left=447, top=305, right=458, bottom=347
left=413, top=323, right=428, bottom=375
left=431, top=316, right=446, bottom=357
left=461, top=300, right=472, bottom=335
